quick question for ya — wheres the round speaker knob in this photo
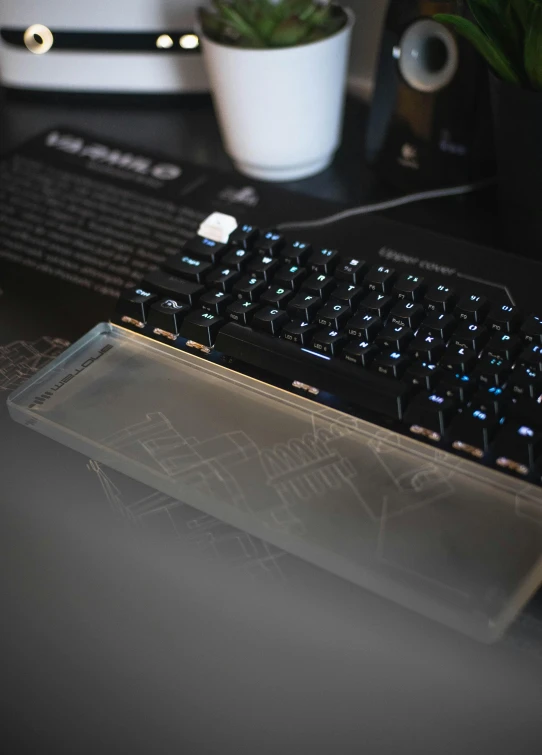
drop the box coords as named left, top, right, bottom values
left=395, top=19, right=458, bottom=93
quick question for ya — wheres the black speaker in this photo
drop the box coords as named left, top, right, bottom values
left=366, top=0, right=495, bottom=190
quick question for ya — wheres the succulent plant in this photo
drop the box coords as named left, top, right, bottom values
left=199, top=0, right=346, bottom=48
left=435, top=0, right=542, bottom=90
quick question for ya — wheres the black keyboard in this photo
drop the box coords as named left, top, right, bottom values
left=113, top=219, right=542, bottom=487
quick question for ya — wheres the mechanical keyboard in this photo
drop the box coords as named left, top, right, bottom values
left=113, top=213, right=542, bottom=487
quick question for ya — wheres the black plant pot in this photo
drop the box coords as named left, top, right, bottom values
left=489, top=74, right=542, bottom=256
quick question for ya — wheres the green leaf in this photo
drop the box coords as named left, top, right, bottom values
left=467, top=0, right=525, bottom=81
left=268, top=17, right=309, bottom=46
left=524, top=4, right=542, bottom=88
left=214, top=2, right=266, bottom=46
left=434, top=13, right=522, bottom=84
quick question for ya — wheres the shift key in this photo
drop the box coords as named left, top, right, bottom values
left=142, top=269, right=204, bottom=306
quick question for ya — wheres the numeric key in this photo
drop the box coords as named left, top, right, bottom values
left=228, top=223, right=259, bottom=249
left=455, top=294, right=490, bottom=323
left=485, top=304, right=522, bottom=333
left=257, top=231, right=285, bottom=256
left=334, top=257, right=367, bottom=284
left=424, top=284, right=457, bottom=313
left=308, top=248, right=340, bottom=274
left=280, top=240, right=312, bottom=265
left=393, top=274, right=425, bottom=301
left=363, top=265, right=396, bottom=293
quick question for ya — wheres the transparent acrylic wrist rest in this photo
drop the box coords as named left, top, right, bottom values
left=8, top=323, right=542, bottom=641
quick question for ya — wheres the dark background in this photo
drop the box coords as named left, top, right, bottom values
left=1, top=89, right=542, bottom=755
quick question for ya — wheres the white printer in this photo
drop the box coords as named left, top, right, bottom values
left=0, top=0, right=208, bottom=92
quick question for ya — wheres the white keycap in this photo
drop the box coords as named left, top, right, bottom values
left=197, top=212, right=237, bottom=243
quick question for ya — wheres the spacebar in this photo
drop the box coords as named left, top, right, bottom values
left=214, top=323, right=410, bottom=420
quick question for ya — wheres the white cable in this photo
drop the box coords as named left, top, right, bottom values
left=276, top=178, right=496, bottom=231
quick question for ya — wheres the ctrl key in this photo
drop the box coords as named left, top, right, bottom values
left=403, top=391, right=457, bottom=441
left=493, top=423, right=542, bottom=477
left=115, top=286, right=157, bottom=326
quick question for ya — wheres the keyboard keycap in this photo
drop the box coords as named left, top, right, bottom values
left=393, top=274, right=425, bottom=302
left=455, top=294, right=490, bottom=323
left=247, top=255, right=279, bottom=282
left=215, top=323, right=411, bottom=419
left=221, top=247, right=253, bottom=271
left=521, top=314, right=542, bottom=345
left=260, top=285, right=295, bottom=307
left=493, top=423, right=542, bottom=475
left=485, top=332, right=522, bottom=361
left=183, top=235, right=227, bottom=264
left=257, top=231, right=285, bottom=256
left=440, top=346, right=477, bottom=374
left=302, top=273, right=336, bottom=300
left=424, top=284, right=457, bottom=313
left=509, top=366, right=542, bottom=399
left=404, top=362, right=442, bottom=391
left=472, top=387, right=509, bottom=416
left=440, top=373, right=475, bottom=403
left=450, top=323, right=489, bottom=353
left=252, top=307, right=290, bottom=335
left=180, top=310, right=224, bottom=346
left=342, top=340, right=379, bottom=367
left=403, top=391, right=458, bottom=437
left=407, top=333, right=446, bottom=363
left=274, top=264, right=307, bottom=290
left=315, top=302, right=351, bottom=330
left=116, top=286, right=157, bottom=323
left=287, top=293, right=322, bottom=321
left=473, top=355, right=510, bottom=387
left=312, top=329, right=348, bottom=357
left=485, top=304, right=522, bottom=333
left=308, top=248, right=340, bottom=274
left=163, top=253, right=213, bottom=283
left=199, top=290, right=233, bottom=315
left=388, top=301, right=425, bottom=330
left=371, top=350, right=411, bottom=379
left=331, top=283, right=364, bottom=309
left=148, top=298, right=190, bottom=334
left=206, top=267, right=241, bottom=292
left=281, top=320, right=318, bottom=346
left=232, top=275, right=267, bottom=302
left=345, top=312, right=382, bottom=341
left=359, top=291, right=394, bottom=319
left=375, top=323, right=414, bottom=352
left=280, top=240, right=312, bottom=266
left=419, top=312, right=456, bottom=340
left=334, top=257, right=367, bottom=284
left=518, top=344, right=542, bottom=371
left=228, top=223, right=259, bottom=249
left=225, top=300, right=260, bottom=325
left=449, top=410, right=499, bottom=457
left=363, top=265, right=396, bottom=293
left=142, top=270, right=204, bottom=306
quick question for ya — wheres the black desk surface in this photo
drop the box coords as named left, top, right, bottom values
left=1, top=89, right=542, bottom=755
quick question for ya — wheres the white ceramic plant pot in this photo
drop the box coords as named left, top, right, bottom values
left=200, top=7, right=355, bottom=182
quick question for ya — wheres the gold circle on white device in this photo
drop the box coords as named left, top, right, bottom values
left=24, top=24, right=54, bottom=54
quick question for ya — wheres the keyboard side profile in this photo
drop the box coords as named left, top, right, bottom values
left=112, top=216, right=542, bottom=489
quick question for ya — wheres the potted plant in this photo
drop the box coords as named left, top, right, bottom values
left=434, top=0, right=542, bottom=250
left=198, top=1, right=354, bottom=181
